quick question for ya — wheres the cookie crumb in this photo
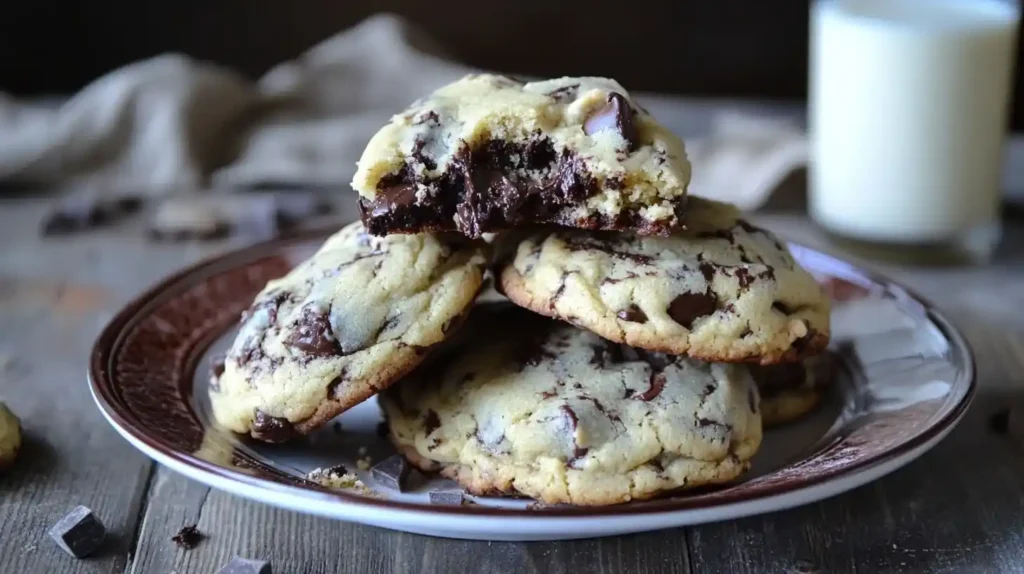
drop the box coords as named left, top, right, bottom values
left=171, top=524, right=203, bottom=550
left=356, top=456, right=373, bottom=471
left=357, top=446, right=368, bottom=456
left=305, top=465, right=381, bottom=497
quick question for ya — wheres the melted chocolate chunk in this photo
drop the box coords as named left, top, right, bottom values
left=240, top=291, right=290, bottom=326
left=637, top=372, right=666, bottom=401
left=252, top=411, right=297, bottom=443
left=667, top=291, right=718, bottom=329
left=210, top=356, right=226, bottom=379
left=369, top=184, right=418, bottom=218
left=748, top=387, right=758, bottom=414
left=617, top=304, right=648, bottom=323
left=361, top=137, right=615, bottom=238
left=558, top=405, right=589, bottom=463
left=734, top=268, right=753, bottom=289
left=423, top=409, right=441, bottom=435
left=285, top=307, right=339, bottom=358
left=583, top=92, right=638, bottom=151
left=699, top=262, right=716, bottom=283
left=326, top=374, right=345, bottom=398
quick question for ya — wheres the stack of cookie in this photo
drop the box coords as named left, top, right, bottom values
left=210, top=74, right=831, bottom=506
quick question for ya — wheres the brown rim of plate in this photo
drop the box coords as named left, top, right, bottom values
left=89, top=226, right=977, bottom=518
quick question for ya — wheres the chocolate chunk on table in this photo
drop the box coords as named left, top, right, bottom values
left=48, top=506, right=106, bottom=558
left=148, top=192, right=333, bottom=241
left=427, top=489, right=465, bottom=505
left=370, top=454, right=410, bottom=492
left=41, top=193, right=143, bottom=236
left=217, top=556, right=272, bottom=574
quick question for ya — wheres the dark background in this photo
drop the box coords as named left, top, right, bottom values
left=6, top=1, right=1023, bottom=127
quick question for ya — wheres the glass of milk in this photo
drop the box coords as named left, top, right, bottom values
left=809, top=0, right=1019, bottom=262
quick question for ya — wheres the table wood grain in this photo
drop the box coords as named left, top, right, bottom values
left=2, top=186, right=1023, bottom=573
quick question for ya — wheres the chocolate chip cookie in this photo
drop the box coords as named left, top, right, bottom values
left=210, top=221, right=488, bottom=442
left=380, top=305, right=761, bottom=506
left=352, top=74, right=691, bottom=238
left=751, top=355, right=832, bottom=428
left=499, top=197, right=830, bottom=364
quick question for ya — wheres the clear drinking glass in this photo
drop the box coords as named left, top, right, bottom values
left=809, top=0, right=1020, bottom=263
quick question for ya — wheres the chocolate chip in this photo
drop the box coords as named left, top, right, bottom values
left=559, top=405, right=589, bottom=462
left=414, top=110, right=440, bottom=125
left=42, top=194, right=143, bottom=236
left=370, top=455, right=411, bottom=492
left=210, top=356, right=226, bottom=379
left=369, top=184, right=419, bottom=218
left=423, top=409, right=441, bottom=435
left=697, top=417, right=730, bottom=432
left=209, top=355, right=226, bottom=391
left=637, top=372, right=666, bottom=401
left=698, top=262, right=716, bottom=283
left=217, top=557, right=272, bottom=574
left=696, top=229, right=736, bottom=243
left=285, top=307, right=339, bottom=358
left=748, top=388, right=758, bottom=414
left=171, top=524, right=203, bottom=550
left=616, top=304, right=648, bottom=323
left=326, top=374, right=345, bottom=398
left=667, top=292, right=717, bottom=329
left=546, top=83, right=579, bottom=102
left=251, top=411, right=297, bottom=443
left=48, top=506, right=106, bottom=558
left=583, top=92, right=638, bottom=151
left=773, top=301, right=793, bottom=314
left=428, top=489, right=465, bottom=505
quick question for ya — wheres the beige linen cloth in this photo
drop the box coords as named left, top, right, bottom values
left=0, top=13, right=808, bottom=211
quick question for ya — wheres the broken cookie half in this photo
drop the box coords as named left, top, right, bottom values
left=209, top=221, right=488, bottom=442
left=352, top=74, right=691, bottom=238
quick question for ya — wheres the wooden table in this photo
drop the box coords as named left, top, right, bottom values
left=2, top=185, right=1024, bottom=574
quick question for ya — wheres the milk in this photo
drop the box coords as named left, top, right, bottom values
left=809, top=0, right=1019, bottom=244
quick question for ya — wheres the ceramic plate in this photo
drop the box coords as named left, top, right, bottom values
left=89, top=229, right=975, bottom=541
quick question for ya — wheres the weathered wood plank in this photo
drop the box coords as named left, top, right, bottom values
left=131, top=465, right=693, bottom=574
left=0, top=198, right=249, bottom=574
left=686, top=319, right=1024, bottom=574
